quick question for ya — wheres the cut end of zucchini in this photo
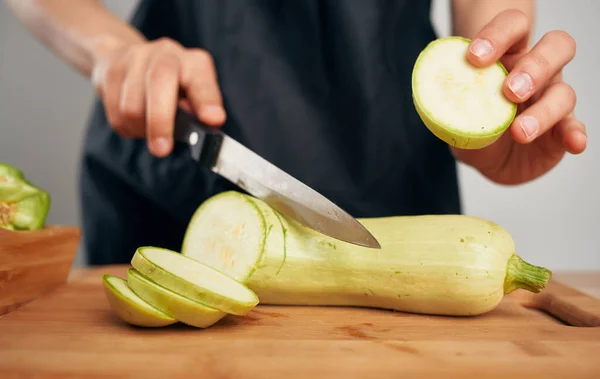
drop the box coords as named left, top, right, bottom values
left=412, top=36, right=517, bottom=149
left=181, top=191, right=266, bottom=282
left=102, top=274, right=176, bottom=327
left=126, top=268, right=227, bottom=328
left=131, top=246, right=259, bottom=315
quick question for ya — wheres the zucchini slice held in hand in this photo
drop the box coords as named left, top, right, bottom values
left=412, top=36, right=517, bottom=149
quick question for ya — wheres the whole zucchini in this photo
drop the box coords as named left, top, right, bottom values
left=181, top=191, right=551, bottom=316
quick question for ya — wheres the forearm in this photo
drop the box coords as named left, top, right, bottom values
left=451, top=0, right=535, bottom=40
left=5, top=0, right=146, bottom=78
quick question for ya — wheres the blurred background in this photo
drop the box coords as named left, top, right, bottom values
left=1, top=0, right=598, bottom=270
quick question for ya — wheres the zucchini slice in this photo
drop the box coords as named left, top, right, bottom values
left=131, top=246, right=259, bottom=316
left=102, top=274, right=176, bottom=327
left=127, top=268, right=227, bottom=328
left=412, top=36, right=517, bottom=149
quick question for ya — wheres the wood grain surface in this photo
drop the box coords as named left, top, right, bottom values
left=0, top=226, right=80, bottom=315
left=0, top=265, right=599, bottom=378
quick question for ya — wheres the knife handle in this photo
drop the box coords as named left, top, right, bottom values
left=173, top=108, right=224, bottom=168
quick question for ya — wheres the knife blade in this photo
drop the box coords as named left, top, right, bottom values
left=173, top=108, right=381, bottom=249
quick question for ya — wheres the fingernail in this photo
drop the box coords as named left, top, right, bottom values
left=520, top=116, right=539, bottom=138
left=469, top=39, right=493, bottom=58
left=508, top=73, right=534, bottom=99
left=202, top=105, right=226, bottom=120
left=153, top=137, right=170, bottom=155
left=576, top=130, right=588, bottom=146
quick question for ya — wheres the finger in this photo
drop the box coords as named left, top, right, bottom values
left=509, top=81, right=577, bottom=144
left=180, top=49, right=226, bottom=126
left=145, top=52, right=181, bottom=157
left=504, top=30, right=576, bottom=103
left=467, top=9, right=531, bottom=67
left=119, top=47, right=150, bottom=138
left=553, top=115, right=587, bottom=155
left=102, top=57, right=130, bottom=137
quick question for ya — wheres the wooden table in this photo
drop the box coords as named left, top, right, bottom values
left=1, top=265, right=599, bottom=378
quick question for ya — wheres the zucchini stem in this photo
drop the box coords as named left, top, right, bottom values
left=504, top=255, right=552, bottom=294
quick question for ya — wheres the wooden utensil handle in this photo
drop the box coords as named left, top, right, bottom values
left=533, top=292, right=600, bottom=327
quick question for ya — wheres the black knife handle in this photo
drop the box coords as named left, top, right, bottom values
left=173, top=107, right=224, bottom=168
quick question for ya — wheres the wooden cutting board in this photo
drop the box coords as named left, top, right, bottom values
left=1, top=265, right=599, bottom=378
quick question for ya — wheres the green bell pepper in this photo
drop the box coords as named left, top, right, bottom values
left=0, top=162, right=51, bottom=231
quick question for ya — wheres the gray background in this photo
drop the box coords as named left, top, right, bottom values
left=1, top=0, right=598, bottom=271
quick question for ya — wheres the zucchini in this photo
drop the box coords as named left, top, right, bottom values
left=181, top=191, right=552, bottom=317
left=102, top=274, right=176, bottom=327
left=130, top=246, right=259, bottom=316
left=0, top=162, right=51, bottom=231
left=412, top=36, right=517, bottom=149
left=126, top=268, right=227, bottom=328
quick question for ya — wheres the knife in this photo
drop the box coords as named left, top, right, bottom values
left=172, top=108, right=381, bottom=249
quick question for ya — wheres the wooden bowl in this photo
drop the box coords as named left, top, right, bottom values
left=0, top=225, right=81, bottom=315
